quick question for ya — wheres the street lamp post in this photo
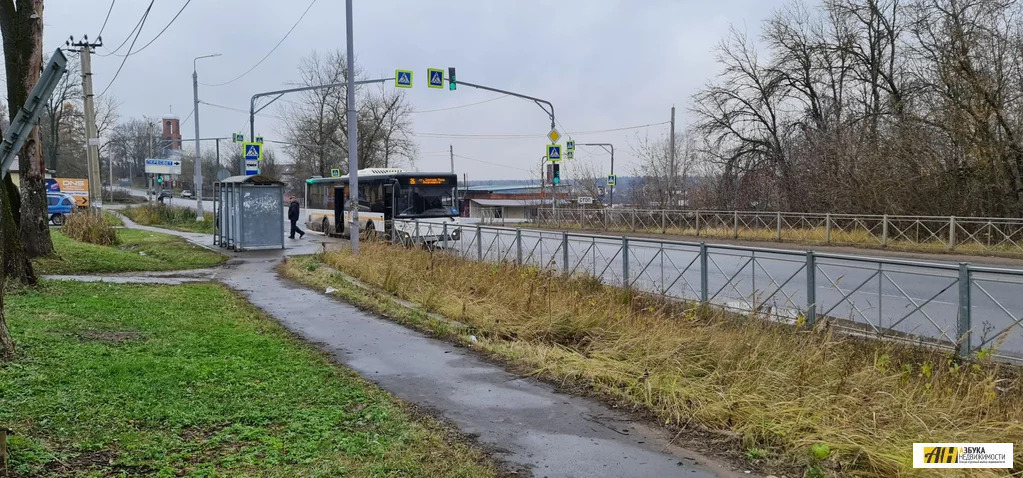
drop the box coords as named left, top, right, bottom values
left=192, top=53, right=221, bottom=220
left=345, top=0, right=360, bottom=254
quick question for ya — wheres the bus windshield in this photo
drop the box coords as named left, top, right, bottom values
left=396, top=184, right=458, bottom=218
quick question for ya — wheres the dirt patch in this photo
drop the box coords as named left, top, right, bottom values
left=75, top=329, right=143, bottom=344
left=41, top=448, right=155, bottom=477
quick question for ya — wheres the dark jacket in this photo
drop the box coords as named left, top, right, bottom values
left=288, top=200, right=300, bottom=221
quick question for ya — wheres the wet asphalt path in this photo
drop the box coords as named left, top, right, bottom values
left=101, top=215, right=735, bottom=477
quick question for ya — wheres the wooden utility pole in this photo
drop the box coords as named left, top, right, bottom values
left=70, top=37, right=102, bottom=213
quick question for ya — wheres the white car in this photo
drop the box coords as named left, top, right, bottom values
left=180, top=190, right=193, bottom=198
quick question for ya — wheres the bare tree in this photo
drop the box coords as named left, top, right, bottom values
left=629, top=129, right=702, bottom=209
left=282, top=49, right=416, bottom=182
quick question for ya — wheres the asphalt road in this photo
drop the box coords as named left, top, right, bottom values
left=446, top=225, right=1023, bottom=360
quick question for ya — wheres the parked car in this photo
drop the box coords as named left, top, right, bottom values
left=46, top=193, right=77, bottom=226
left=180, top=189, right=193, bottom=198
left=157, top=190, right=173, bottom=203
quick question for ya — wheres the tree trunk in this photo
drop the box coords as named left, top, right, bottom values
left=1, top=175, right=34, bottom=286
left=1, top=0, right=53, bottom=258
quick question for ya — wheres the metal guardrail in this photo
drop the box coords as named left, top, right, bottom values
left=394, top=219, right=1023, bottom=362
left=535, top=208, right=1023, bottom=255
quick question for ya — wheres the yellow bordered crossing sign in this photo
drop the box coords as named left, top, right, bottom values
left=607, top=174, right=617, bottom=186
left=395, top=70, right=413, bottom=88
left=330, top=168, right=341, bottom=178
left=547, top=144, right=562, bottom=163
left=427, top=68, right=444, bottom=89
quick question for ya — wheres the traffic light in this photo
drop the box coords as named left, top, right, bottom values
left=448, top=67, right=456, bottom=91
left=156, top=175, right=163, bottom=184
left=552, top=164, right=561, bottom=185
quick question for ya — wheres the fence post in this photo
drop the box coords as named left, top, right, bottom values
left=442, top=222, right=448, bottom=251
left=882, top=214, right=889, bottom=247
left=776, top=212, right=782, bottom=241
left=562, top=232, right=569, bottom=275
left=622, top=237, right=630, bottom=287
left=695, top=210, right=701, bottom=236
left=661, top=210, right=666, bottom=234
left=699, top=243, right=709, bottom=304
left=825, top=213, right=832, bottom=244
left=476, top=225, right=482, bottom=261
left=516, top=228, right=523, bottom=265
left=949, top=216, right=956, bottom=251
left=733, top=211, right=739, bottom=239
left=631, top=209, right=637, bottom=232
left=415, top=219, right=421, bottom=244
left=958, top=263, right=971, bottom=358
left=806, top=251, right=817, bottom=326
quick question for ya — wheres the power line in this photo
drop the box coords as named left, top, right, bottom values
left=411, top=95, right=509, bottom=114
left=99, top=0, right=153, bottom=57
left=200, top=100, right=288, bottom=121
left=97, top=0, right=116, bottom=38
left=98, top=1, right=153, bottom=96
left=413, top=121, right=670, bottom=140
left=106, top=0, right=192, bottom=57
left=199, top=0, right=318, bottom=87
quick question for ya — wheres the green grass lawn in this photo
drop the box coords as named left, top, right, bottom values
left=33, top=229, right=225, bottom=275
left=102, top=211, right=124, bottom=227
left=0, top=281, right=495, bottom=477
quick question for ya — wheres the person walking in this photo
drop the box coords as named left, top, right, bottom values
left=288, top=195, right=305, bottom=239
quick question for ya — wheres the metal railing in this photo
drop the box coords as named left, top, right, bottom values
left=395, top=219, right=1023, bottom=362
left=535, top=208, right=1023, bottom=255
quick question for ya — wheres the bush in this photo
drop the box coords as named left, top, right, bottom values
left=121, top=204, right=214, bottom=233
left=61, top=212, right=119, bottom=246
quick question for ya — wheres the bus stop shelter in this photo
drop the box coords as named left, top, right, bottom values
left=213, top=175, right=285, bottom=250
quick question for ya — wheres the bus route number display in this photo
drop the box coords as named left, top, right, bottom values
left=409, top=177, right=448, bottom=185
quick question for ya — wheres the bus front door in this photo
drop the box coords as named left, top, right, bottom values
left=333, top=186, right=345, bottom=236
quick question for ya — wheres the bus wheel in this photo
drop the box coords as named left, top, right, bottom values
left=322, top=218, right=330, bottom=235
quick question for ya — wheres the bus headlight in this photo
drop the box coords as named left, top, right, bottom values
left=451, top=227, right=460, bottom=241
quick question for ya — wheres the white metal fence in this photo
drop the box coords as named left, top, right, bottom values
left=395, top=219, right=1023, bottom=362
left=535, top=208, right=1023, bottom=255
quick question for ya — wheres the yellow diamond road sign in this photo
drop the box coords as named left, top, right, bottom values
left=547, top=128, right=561, bottom=144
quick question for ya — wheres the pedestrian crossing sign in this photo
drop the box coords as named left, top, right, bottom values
left=607, top=174, right=617, bottom=186
left=428, top=68, right=444, bottom=88
left=233, top=133, right=245, bottom=143
left=547, top=144, right=562, bottom=163
left=330, top=168, right=341, bottom=178
left=395, top=69, right=413, bottom=88
left=243, top=142, right=262, bottom=162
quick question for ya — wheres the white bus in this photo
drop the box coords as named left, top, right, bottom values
left=304, top=168, right=461, bottom=242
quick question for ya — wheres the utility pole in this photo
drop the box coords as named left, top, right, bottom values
left=449, top=145, right=454, bottom=173
left=669, top=106, right=676, bottom=207
left=345, top=0, right=360, bottom=254
left=71, top=37, right=103, bottom=214
left=193, top=53, right=220, bottom=220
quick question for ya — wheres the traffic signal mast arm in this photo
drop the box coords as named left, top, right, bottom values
left=448, top=78, right=556, bottom=131
left=248, top=77, right=396, bottom=141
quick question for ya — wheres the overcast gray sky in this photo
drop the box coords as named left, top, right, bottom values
left=42, top=0, right=778, bottom=181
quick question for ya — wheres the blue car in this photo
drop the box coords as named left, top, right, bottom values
left=47, top=193, right=77, bottom=226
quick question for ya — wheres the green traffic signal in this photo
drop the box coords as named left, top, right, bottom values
left=552, top=164, right=561, bottom=185
left=448, top=67, right=456, bottom=91
left=157, top=175, right=163, bottom=184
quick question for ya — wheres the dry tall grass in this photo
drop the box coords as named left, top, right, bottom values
left=308, top=242, right=1023, bottom=477
left=61, top=212, right=119, bottom=246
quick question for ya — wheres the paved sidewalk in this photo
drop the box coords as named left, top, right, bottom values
left=91, top=218, right=743, bottom=477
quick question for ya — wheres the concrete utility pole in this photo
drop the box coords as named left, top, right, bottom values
left=193, top=53, right=220, bottom=220
left=669, top=106, right=676, bottom=205
left=449, top=145, right=454, bottom=173
left=75, top=39, right=103, bottom=214
left=345, top=0, right=360, bottom=254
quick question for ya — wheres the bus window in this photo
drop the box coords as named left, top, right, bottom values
left=396, top=184, right=458, bottom=218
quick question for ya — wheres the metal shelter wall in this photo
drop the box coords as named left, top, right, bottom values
left=214, top=175, right=285, bottom=251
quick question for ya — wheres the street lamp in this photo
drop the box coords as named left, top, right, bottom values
left=192, top=53, right=221, bottom=220
left=577, top=143, right=615, bottom=206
